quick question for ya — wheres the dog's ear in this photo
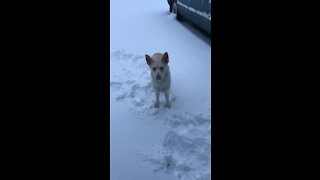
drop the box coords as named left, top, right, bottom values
left=145, top=55, right=153, bottom=66
left=162, top=52, right=169, bottom=64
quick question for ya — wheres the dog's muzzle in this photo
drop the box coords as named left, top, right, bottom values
left=156, top=74, right=161, bottom=80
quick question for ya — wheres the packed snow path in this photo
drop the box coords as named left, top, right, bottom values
left=110, top=1, right=211, bottom=180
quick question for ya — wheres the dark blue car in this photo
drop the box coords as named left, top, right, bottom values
left=167, top=0, right=211, bottom=35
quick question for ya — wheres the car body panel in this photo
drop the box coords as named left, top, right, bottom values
left=176, top=0, right=211, bottom=34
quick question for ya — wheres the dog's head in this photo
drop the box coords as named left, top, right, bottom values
left=145, top=52, right=169, bottom=81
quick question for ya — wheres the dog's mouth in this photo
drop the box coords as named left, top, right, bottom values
left=156, top=75, right=161, bottom=81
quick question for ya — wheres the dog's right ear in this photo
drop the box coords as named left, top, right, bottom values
left=145, top=55, right=153, bottom=66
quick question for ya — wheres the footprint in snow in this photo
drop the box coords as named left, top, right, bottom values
left=147, top=113, right=211, bottom=180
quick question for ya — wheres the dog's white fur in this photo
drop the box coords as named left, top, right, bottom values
left=145, top=52, right=171, bottom=108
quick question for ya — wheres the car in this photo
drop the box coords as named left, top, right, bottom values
left=168, top=0, right=211, bottom=35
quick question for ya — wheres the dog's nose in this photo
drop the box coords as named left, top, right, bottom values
left=156, top=74, right=161, bottom=80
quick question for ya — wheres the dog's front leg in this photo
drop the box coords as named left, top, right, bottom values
left=155, top=91, right=160, bottom=108
left=165, top=92, right=171, bottom=108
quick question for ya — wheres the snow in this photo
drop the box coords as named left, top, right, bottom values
left=110, top=0, right=211, bottom=180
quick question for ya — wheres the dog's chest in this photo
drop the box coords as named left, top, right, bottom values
left=152, top=72, right=171, bottom=91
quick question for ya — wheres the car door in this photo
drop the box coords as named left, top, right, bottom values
left=177, top=0, right=191, bottom=19
left=187, top=0, right=211, bottom=34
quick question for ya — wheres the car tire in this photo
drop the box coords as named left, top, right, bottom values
left=172, top=2, right=177, bottom=14
left=176, top=7, right=183, bottom=21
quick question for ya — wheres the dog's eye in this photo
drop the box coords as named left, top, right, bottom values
left=160, top=67, right=163, bottom=71
left=152, top=67, right=156, bottom=71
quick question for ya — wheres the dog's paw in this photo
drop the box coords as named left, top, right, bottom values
left=154, top=102, right=160, bottom=108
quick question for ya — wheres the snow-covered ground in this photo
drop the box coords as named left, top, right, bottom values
left=110, top=0, right=211, bottom=180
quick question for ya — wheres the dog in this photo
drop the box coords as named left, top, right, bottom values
left=145, top=52, right=171, bottom=108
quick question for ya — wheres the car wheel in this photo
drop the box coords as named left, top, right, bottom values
left=172, top=2, right=177, bottom=14
left=176, top=7, right=183, bottom=21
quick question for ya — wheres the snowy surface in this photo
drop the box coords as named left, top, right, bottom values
left=110, top=0, right=211, bottom=180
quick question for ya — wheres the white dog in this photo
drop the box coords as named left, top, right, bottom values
left=145, top=52, right=171, bottom=108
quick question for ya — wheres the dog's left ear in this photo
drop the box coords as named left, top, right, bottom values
left=162, top=52, right=169, bottom=64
